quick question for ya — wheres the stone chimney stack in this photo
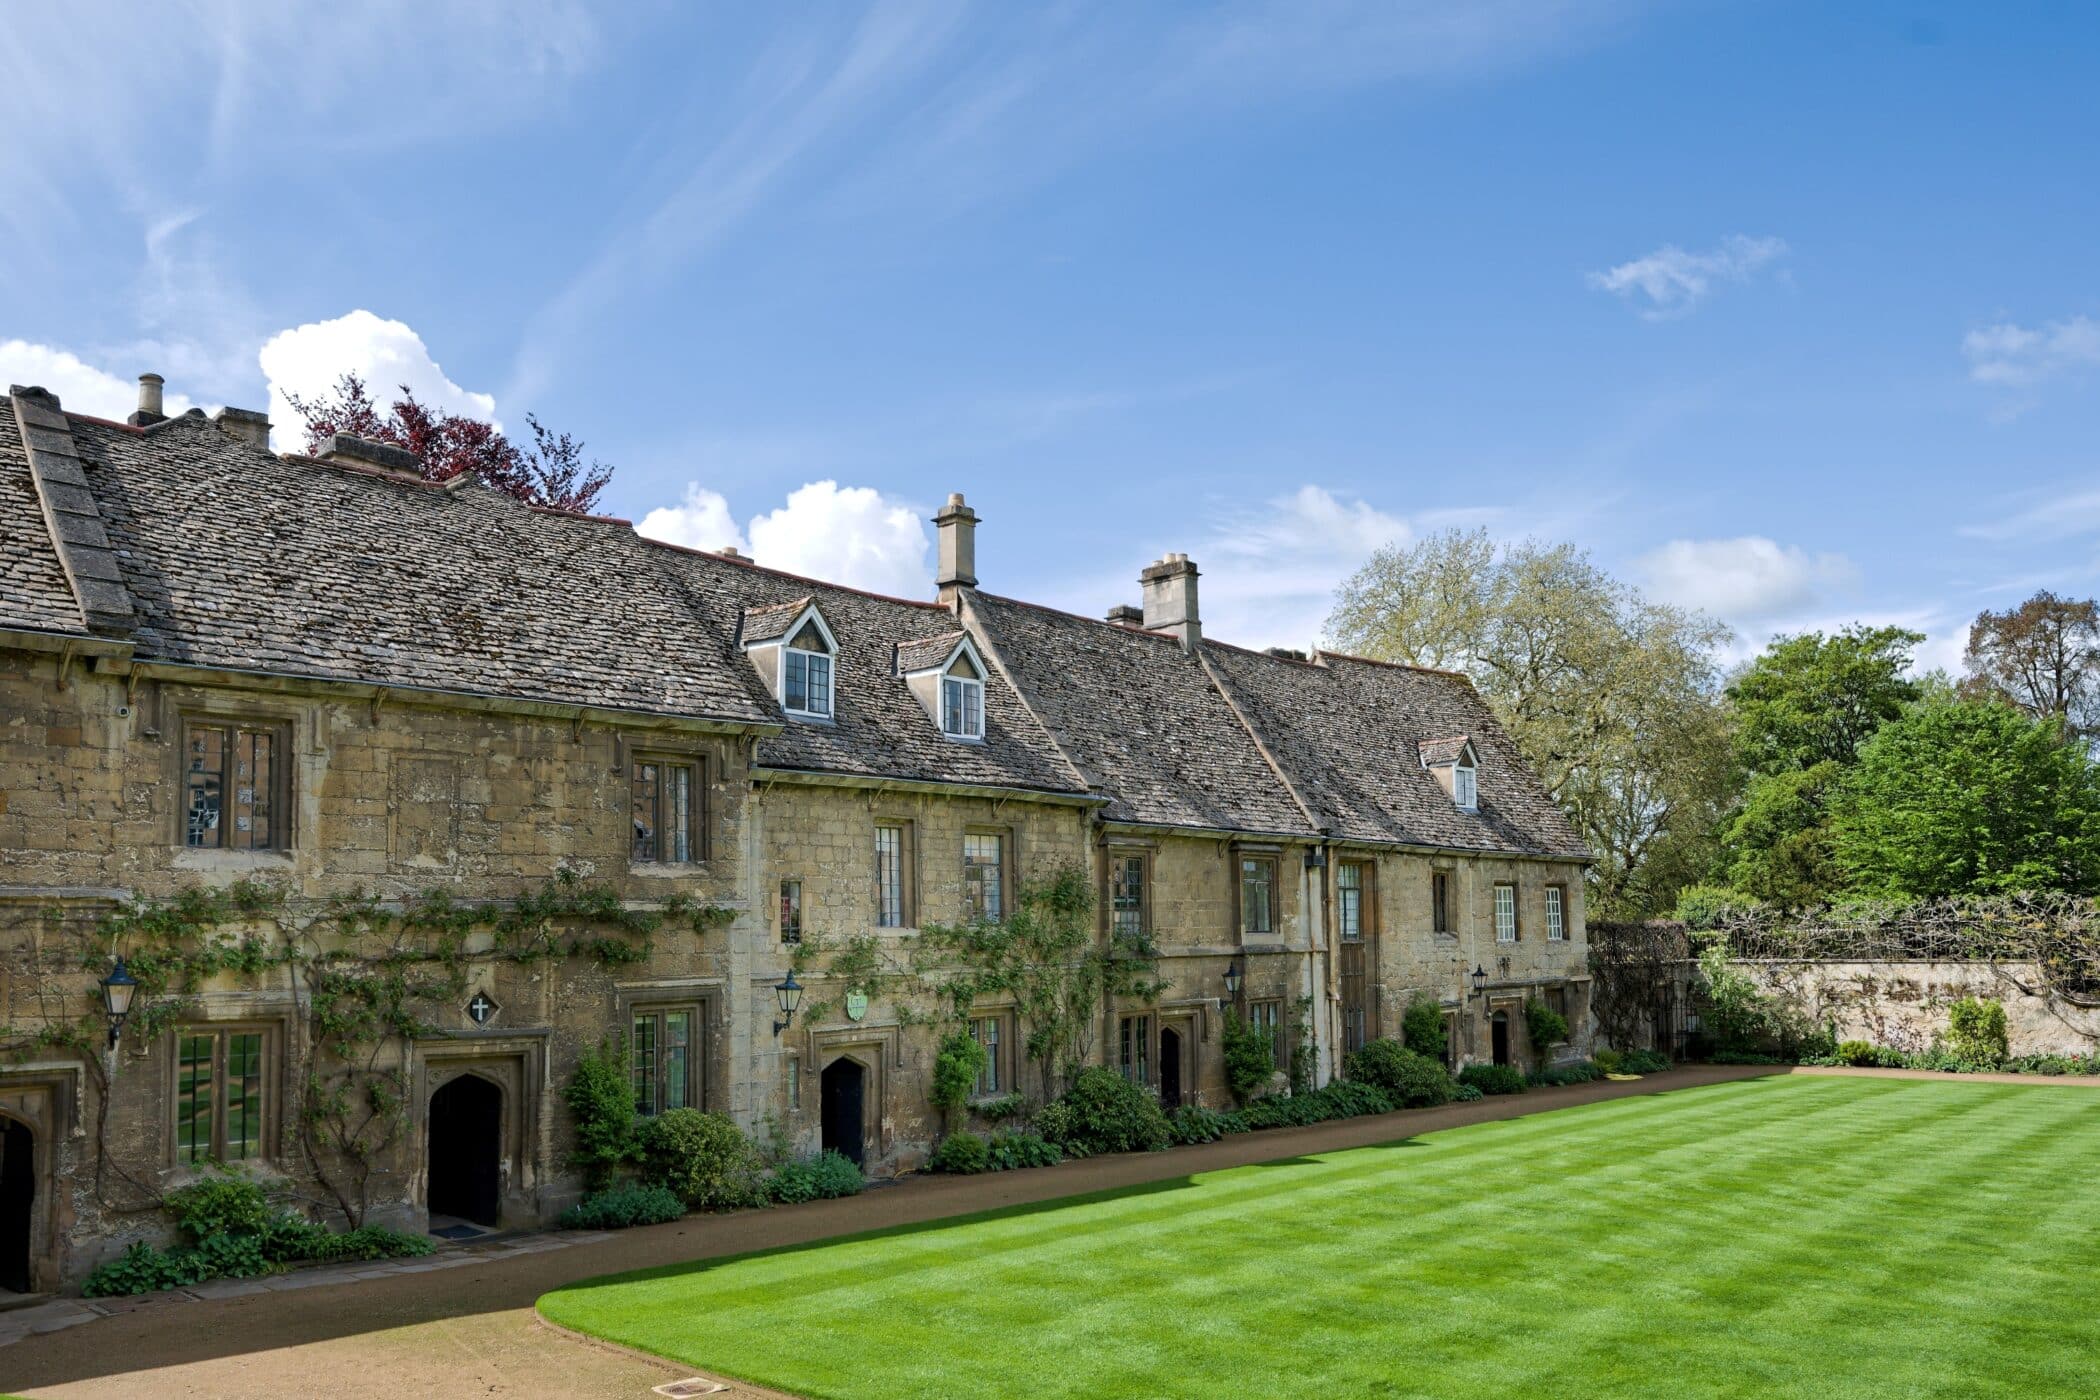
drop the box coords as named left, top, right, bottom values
left=1104, top=604, right=1143, bottom=626
left=128, top=373, right=165, bottom=427
left=1140, top=553, right=1201, bottom=650
left=934, top=492, right=980, bottom=604
left=317, top=433, right=423, bottom=481
left=212, top=407, right=272, bottom=450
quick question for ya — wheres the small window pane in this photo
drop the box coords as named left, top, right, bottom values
left=964, top=834, right=1003, bottom=922
left=1338, top=863, right=1363, bottom=942
left=1120, top=1015, right=1151, bottom=1084
left=780, top=879, right=804, bottom=943
left=1547, top=887, right=1565, bottom=940
left=664, top=1011, right=692, bottom=1112
left=1495, top=884, right=1518, bottom=942
left=1432, top=872, right=1452, bottom=934
left=1455, top=764, right=1478, bottom=810
left=186, top=727, right=224, bottom=848
left=224, top=1033, right=263, bottom=1160
left=666, top=765, right=694, bottom=863
left=632, top=1015, right=659, bottom=1117
left=176, top=1034, right=214, bottom=1164
left=1111, top=855, right=1145, bottom=937
left=971, top=1017, right=1001, bottom=1096
left=876, top=826, right=905, bottom=927
left=784, top=651, right=809, bottom=712
left=631, top=763, right=660, bottom=863
left=1241, top=858, right=1274, bottom=935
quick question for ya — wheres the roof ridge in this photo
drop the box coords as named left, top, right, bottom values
left=1313, top=647, right=1472, bottom=681
left=641, top=533, right=950, bottom=610
left=11, top=388, right=133, bottom=637
left=976, top=589, right=1181, bottom=643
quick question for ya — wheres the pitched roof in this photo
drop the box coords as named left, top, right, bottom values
left=896, top=630, right=967, bottom=674
left=1417, top=736, right=1473, bottom=767
left=1201, top=644, right=1587, bottom=857
left=0, top=400, right=85, bottom=635
left=740, top=597, right=813, bottom=645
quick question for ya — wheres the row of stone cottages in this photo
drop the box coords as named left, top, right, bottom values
left=0, top=375, right=1590, bottom=1290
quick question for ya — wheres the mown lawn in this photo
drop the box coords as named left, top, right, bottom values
left=540, top=1076, right=2100, bottom=1399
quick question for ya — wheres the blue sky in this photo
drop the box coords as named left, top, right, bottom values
left=5, top=2, right=2097, bottom=670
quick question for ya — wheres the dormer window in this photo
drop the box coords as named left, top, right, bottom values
left=941, top=652, right=984, bottom=738
left=783, top=620, right=834, bottom=718
left=741, top=599, right=840, bottom=723
left=1419, top=736, right=1481, bottom=812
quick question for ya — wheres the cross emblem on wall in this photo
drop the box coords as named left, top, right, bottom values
left=467, top=991, right=499, bottom=1026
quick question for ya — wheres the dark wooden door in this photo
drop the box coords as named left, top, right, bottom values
left=1491, top=1013, right=1511, bottom=1067
left=0, top=1118, right=32, bottom=1292
left=1159, top=1027, right=1183, bottom=1109
left=427, top=1075, right=502, bottom=1226
left=821, top=1059, right=865, bottom=1166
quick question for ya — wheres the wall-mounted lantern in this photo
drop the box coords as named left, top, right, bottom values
left=1470, top=964, right=1488, bottom=1001
left=773, top=971, right=804, bottom=1037
left=1222, top=956, right=1244, bottom=1000
left=100, top=956, right=139, bottom=1049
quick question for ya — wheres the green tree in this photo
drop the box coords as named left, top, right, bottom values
left=1831, top=696, right=2100, bottom=898
left=1718, top=626, right=1922, bottom=906
left=1328, top=528, right=1733, bottom=917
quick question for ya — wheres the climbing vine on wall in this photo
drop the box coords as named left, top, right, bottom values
left=0, top=871, right=732, bottom=1225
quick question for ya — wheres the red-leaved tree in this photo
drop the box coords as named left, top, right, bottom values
left=285, top=373, right=613, bottom=514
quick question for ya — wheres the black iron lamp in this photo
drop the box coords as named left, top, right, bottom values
left=1222, top=956, right=1244, bottom=1000
left=100, top=956, right=139, bottom=1048
left=773, top=970, right=804, bottom=1037
left=1469, top=964, right=1488, bottom=1000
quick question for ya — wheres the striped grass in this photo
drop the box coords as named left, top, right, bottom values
left=539, top=1076, right=2100, bottom=1399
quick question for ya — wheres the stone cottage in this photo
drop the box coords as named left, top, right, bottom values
left=0, top=376, right=1589, bottom=1291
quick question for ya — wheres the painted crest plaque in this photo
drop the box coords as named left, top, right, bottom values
left=844, top=990, right=869, bottom=1022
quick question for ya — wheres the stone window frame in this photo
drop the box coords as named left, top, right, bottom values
left=968, top=1009, right=1014, bottom=1099
left=782, top=618, right=837, bottom=721
left=874, top=818, right=918, bottom=929
left=174, top=711, right=296, bottom=853
left=629, top=750, right=709, bottom=866
left=1336, top=859, right=1377, bottom=943
left=1430, top=869, right=1455, bottom=936
left=628, top=999, right=707, bottom=1117
left=1104, top=844, right=1152, bottom=940
left=1494, top=881, right=1520, bottom=943
left=939, top=652, right=986, bottom=741
left=1546, top=884, right=1567, bottom=941
left=1233, top=844, right=1283, bottom=942
left=962, top=825, right=1015, bottom=925
left=779, top=876, right=805, bottom=944
left=164, top=1019, right=284, bottom=1169
left=1246, top=997, right=1285, bottom=1070
left=1117, top=1011, right=1154, bottom=1088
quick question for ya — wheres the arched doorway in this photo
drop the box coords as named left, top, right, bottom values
left=1491, top=1012, right=1511, bottom=1067
left=427, top=1074, right=503, bottom=1228
left=1159, top=1027, right=1183, bottom=1109
left=821, top=1059, right=866, bottom=1167
left=0, top=1116, right=33, bottom=1293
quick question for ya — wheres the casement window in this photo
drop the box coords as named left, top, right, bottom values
left=1546, top=985, right=1569, bottom=1021
left=875, top=821, right=914, bottom=928
left=1494, top=882, right=1519, bottom=943
left=787, top=1055, right=801, bottom=1111
left=1248, top=999, right=1282, bottom=1060
left=1119, top=1014, right=1152, bottom=1086
left=1110, top=852, right=1148, bottom=938
left=1453, top=759, right=1478, bottom=811
left=1344, top=1004, right=1367, bottom=1056
left=1239, top=856, right=1277, bottom=937
left=1431, top=871, right=1453, bottom=935
left=1546, top=886, right=1566, bottom=941
left=174, top=1027, right=268, bottom=1165
left=780, top=879, right=804, bottom=944
left=631, top=758, right=702, bottom=863
left=783, top=620, right=835, bottom=719
left=940, top=652, right=985, bottom=739
left=1338, top=862, right=1366, bottom=942
left=970, top=1015, right=1004, bottom=1097
left=182, top=719, right=288, bottom=851
left=963, top=832, right=1005, bottom=923
left=632, top=1006, right=700, bottom=1117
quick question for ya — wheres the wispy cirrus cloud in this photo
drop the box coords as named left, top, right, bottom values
left=1962, top=316, right=2100, bottom=411
left=1588, top=235, right=1789, bottom=318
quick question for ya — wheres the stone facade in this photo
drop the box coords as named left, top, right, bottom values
left=0, top=381, right=1592, bottom=1291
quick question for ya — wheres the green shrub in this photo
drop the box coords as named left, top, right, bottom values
left=636, top=1108, right=766, bottom=1211
left=165, top=1170, right=273, bottom=1243
left=932, top=1031, right=989, bottom=1119
left=1947, top=997, right=2009, bottom=1065
left=1168, top=1103, right=1231, bottom=1144
left=1675, top=883, right=1765, bottom=930
left=188, top=1230, right=269, bottom=1279
left=808, top=1149, right=865, bottom=1197
left=565, top=1035, right=638, bottom=1189
left=1221, top=1011, right=1277, bottom=1106
left=1345, top=1039, right=1454, bottom=1108
left=930, top=1130, right=990, bottom=1174
left=1402, top=998, right=1447, bottom=1060
left=1458, top=1063, right=1527, bottom=1096
left=770, top=1151, right=865, bottom=1202
left=83, top=1241, right=211, bottom=1297
left=1524, top=997, right=1569, bottom=1051
left=1046, top=1067, right=1171, bottom=1155
left=297, top=1226, right=434, bottom=1262
left=1619, top=1048, right=1670, bottom=1074
left=1835, top=1039, right=1877, bottom=1066
left=1591, top=1048, right=1623, bottom=1074
left=560, top=1181, right=686, bottom=1228
left=1529, top=1061, right=1605, bottom=1088
left=1452, top=1083, right=1484, bottom=1102
left=976, top=1092, right=1029, bottom=1121
left=1314, top=1080, right=1396, bottom=1117
left=985, top=1130, right=1062, bottom=1171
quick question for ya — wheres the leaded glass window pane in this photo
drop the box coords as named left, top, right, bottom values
left=876, top=826, right=905, bottom=927
left=663, top=1011, right=692, bottom=1112
left=632, top=1014, right=659, bottom=1117
left=1495, top=883, right=1518, bottom=942
left=963, top=834, right=1003, bottom=922
left=1338, top=863, right=1362, bottom=942
left=177, top=1034, right=214, bottom=1164
left=1241, top=858, right=1274, bottom=935
left=631, top=762, right=660, bottom=863
left=1111, top=855, right=1145, bottom=937
left=224, top=1032, right=263, bottom=1160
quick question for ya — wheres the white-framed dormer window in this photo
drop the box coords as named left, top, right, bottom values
left=1420, top=736, right=1481, bottom=812
left=782, top=619, right=834, bottom=718
left=940, top=652, right=984, bottom=739
left=1453, top=759, right=1478, bottom=811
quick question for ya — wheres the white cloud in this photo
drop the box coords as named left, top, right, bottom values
left=1194, top=485, right=1413, bottom=649
left=1588, top=235, right=1788, bottom=318
left=1638, top=536, right=1857, bottom=623
left=1962, top=315, right=2100, bottom=388
left=749, top=481, right=930, bottom=598
left=0, top=339, right=195, bottom=420
left=258, top=311, right=497, bottom=451
left=1960, top=483, right=2100, bottom=545
left=638, top=479, right=931, bottom=599
left=636, top=486, right=750, bottom=556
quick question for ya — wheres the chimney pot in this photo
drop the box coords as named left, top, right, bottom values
left=129, top=373, right=166, bottom=427
left=933, top=491, right=981, bottom=604
left=1139, top=552, right=1202, bottom=650
left=1105, top=604, right=1144, bottom=626
left=717, top=545, right=744, bottom=559
left=211, top=406, right=271, bottom=450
